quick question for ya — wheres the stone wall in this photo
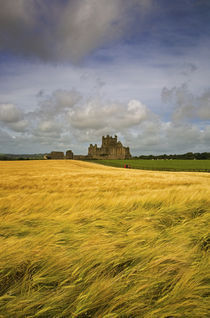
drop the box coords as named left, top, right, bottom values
left=88, top=135, right=131, bottom=159
left=73, top=155, right=90, bottom=160
left=66, top=150, right=73, bottom=159
left=50, top=151, right=64, bottom=159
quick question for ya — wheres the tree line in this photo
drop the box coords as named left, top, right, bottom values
left=133, top=152, right=210, bottom=160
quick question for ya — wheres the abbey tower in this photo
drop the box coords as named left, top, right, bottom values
left=88, top=135, right=131, bottom=159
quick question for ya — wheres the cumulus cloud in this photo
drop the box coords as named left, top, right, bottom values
left=165, top=123, right=202, bottom=150
left=0, top=103, right=23, bottom=123
left=39, top=121, right=58, bottom=133
left=68, top=98, right=149, bottom=131
left=162, top=84, right=210, bottom=121
left=27, top=90, right=150, bottom=137
left=7, top=120, right=28, bottom=133
left=122, top=120, right=210, bottom=155
left=0, top=103, right=29, bottom=133
left=0, top=128, right=15, bottom=143
left=196, top=89, right=210, bottom=120
left=202, top=125, right=210, bottom=145
left=0, top=0, right=154, bottom=62
left=0, top=87, right=209, bottom=154
left=31, top=89, right=81, bottom=121
left=36, top=120, right=63, bottom=138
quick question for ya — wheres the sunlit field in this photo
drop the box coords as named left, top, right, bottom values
left=0, top=160, right=209, bottom=318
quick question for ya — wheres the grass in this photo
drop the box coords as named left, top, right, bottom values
left=89, top=159, right=210, bottom=172
left=0, top=160, right=209, bottom=318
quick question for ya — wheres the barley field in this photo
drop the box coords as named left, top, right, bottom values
left=0, top=160, right=209, bottom=318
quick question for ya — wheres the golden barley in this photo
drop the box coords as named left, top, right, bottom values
left=0, top=160, right=209, bottom=317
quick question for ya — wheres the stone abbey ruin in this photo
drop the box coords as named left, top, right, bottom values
left=88, top=135, right=131, bottom=159
left=45, top=135, right=131, bottom=160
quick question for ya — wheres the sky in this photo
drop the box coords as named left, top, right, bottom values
left=0, top=0, right=209, bottom=155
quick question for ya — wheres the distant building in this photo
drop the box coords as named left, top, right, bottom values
left=66, top=150, right=73, bottom=159
left=88, top=135, right=131, bottom=159
left=44, top=151, right=64, bottom=159
left=44, top=135, right=131, bottom=160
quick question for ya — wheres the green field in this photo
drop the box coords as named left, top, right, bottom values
left=90, top=159, right=210, bottom=172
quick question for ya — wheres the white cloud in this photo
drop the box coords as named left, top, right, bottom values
left=37, top=89, right=81, bottom=119
left=202, top=125, right=210, bottom=146
left=0, top=103, right=28, bottom=133
left=196, top=89, right=210, bottom=120
left=122, top=120, right=209, bottom=155
left=165, top=123, right=201, bottom=150
left=39, top=121, right=58, bottom=133
left=36, top=120, right=63, bottom=138
left=162, top=84, right=210, bottom=121
left=0, top=87, right=209, bottom=155
left=8, top=120, right=28, bottom=132
left=68, top=98, right=149, bottom=131
left=0, top=103, right=22, bottom=123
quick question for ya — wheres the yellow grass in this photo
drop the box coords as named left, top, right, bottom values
left=0, top=160, right=209, bottom=318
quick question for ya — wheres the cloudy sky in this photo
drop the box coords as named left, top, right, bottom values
left=0, top=0, right=209, bottom=155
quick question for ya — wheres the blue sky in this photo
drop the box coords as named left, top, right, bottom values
left=0, top=0, right=209, bottom=155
